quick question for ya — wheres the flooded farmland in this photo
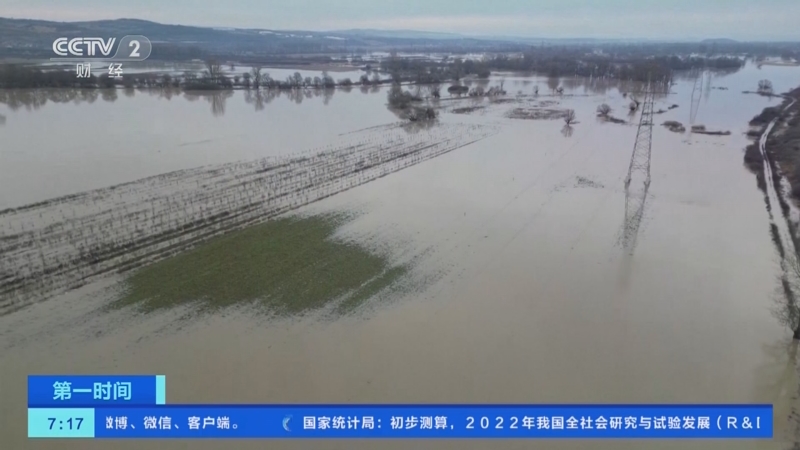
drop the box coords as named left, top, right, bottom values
left=2, top=62, right=800, bottom=450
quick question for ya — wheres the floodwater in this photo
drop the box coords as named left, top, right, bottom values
left=2, top=63, right=800, bottom=450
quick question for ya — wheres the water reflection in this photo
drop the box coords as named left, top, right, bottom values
left=546, top=76, right=560, bottom=94
left=0, top=88, right=118, bottom=111
left=183, top=90, right=234, bottom=117
left=704, top=71, right=713, bottom=102
left=101, top=89, right=118, bottom=102
left=560, top=124, right=574, bottom=138
left=0, top=67, right=736, bottom=121
left=531, top=74, right=675, bottom=101
left=0, top=85, right=360, bottom=117
left=755, top=336, right=799, bottom=444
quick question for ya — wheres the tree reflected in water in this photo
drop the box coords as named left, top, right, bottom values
left=183, top=90, right=234, bottom=117
left=0, top=88, right=117, bottom=111
left=0, top=72, right=689, bottom=121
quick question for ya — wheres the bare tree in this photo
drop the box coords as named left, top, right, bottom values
left=430, top=84, right=441, bottom=99
left=533, top=85, right=539, bottom=95
left=564, top=109, right=576, bottom=125
left=758, top=79, right=774, bottom=95
left=597, top=103, right=612, bottom=116
left=204, top=59, right=223, bottom=85
left=321, top=71, right=335, bottom=88
left=250, top=66, right=262, bottom=89
left=388, top=83, right=413, bottom=109
left=371, top=72, right=381, bottom=85
left=242, top=72, right=251, bottom=88
left=263, top=73, right=274, bottom=89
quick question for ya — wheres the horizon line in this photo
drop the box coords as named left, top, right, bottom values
left=1, top=16, right=799, bottom=43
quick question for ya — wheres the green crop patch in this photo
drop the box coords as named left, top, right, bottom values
left=113, top=213, right=409, bottom=315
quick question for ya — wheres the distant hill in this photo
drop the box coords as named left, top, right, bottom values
left=330, top=29, right=467, bottom=40
left=700, top=38, right=739, bottom=44
left=0, top=17, right=794, bottom=63
left=0, top=17, right=530, bottom=60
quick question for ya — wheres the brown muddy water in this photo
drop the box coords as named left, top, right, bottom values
left=2, top=64, right=800, bottom=450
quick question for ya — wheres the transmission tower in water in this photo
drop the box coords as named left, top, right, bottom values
left=624, top=83, right=655, bottom=189
left=686, top=70, right=707, bottom=142
left=620, top=82, right=655, bottom=253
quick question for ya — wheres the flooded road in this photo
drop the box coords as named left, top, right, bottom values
left=2, top=63, right=800, bottom=450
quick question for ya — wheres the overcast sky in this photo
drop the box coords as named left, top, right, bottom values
left=4, top=0, right=800, bottom=41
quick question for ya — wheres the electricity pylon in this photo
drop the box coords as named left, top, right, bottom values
left=685, top=69, right=708, bottom=144
left=620, top=180, right=649, bottom=253
left=624, top=82, right=654, bottom=189
left=620, top=80, right=655, bottom=253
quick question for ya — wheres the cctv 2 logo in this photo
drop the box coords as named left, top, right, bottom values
left=51, top=35, right=152, bottom=61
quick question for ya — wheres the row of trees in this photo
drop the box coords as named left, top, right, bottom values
left=378, top=52, right=746, bottom=85
left=0, top=61, right=383, bottom=91
left=380, top=57, right=491, bottom=84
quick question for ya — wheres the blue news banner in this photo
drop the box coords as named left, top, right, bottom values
left=28, top=375, right=773, bottom=439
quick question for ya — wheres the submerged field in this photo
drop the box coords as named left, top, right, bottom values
left=3, top=64, right=800, bottom=450
left=0, top=121, right=497, bottom=314
left=116, top=213, right=410, bottom=315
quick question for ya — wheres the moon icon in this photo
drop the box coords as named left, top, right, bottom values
left=282, top=415, right=292, bottom=432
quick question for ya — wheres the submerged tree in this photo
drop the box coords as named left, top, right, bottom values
left=597, top=103, right=612, bottom=117
left=430, top=84, right=441, bottom=99
left=387, top=83, right=415, bottom=109
left=564, top=109, right=577, bottom=126
left=251, top=66, right=263, bottom=89
left=321, top=71, right=335, bottom=88
left=758, top=79, right=774, bottom=95
left=204, top=59, right=223, bottom=85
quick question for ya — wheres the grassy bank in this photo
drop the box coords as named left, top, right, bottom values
left=765, top=89, right=800, bottom=200
left=112, top=213, right=409, bottom=315
left=744, top=88, right=800, bottom=193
